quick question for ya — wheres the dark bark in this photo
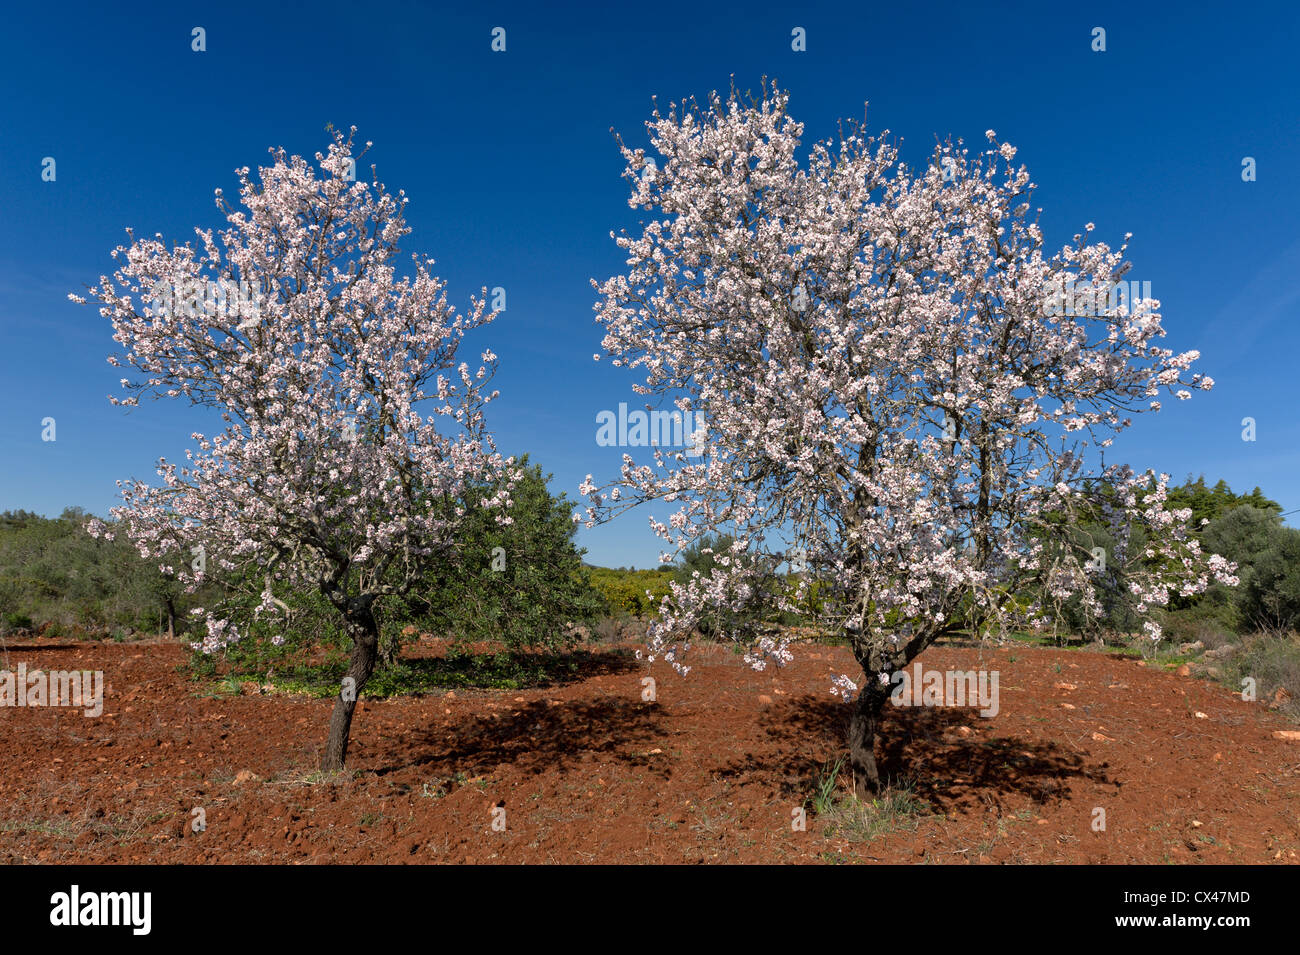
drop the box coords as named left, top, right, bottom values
left=321, top=603, right=380, bottom=771
left=847, top=614, right=958, bottom=794
left=847, top=682, right=889, bottom=794
left=376, top=607, right=401, bottom=669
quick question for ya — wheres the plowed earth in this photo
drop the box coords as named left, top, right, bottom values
left=2, top=636, right=1297, bottom=863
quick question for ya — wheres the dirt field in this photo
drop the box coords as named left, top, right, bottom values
left=2, top=636, right=1298, bottom=864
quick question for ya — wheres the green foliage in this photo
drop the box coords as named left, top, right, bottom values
left=1235, top=531, right=1300, bottom=634
left=3, top=469, right=1294, bottom=692
left=586, top=566, right=674, bottom=616
left=808, top=760, right=929, bottom=842
left=1201, top=504, right=1281, bottom=569
left=1057, top=516, right=1149, bottom=638
left=193, top=575, right=350, bottom=674
left=810, top=756, right=847, bottom=816
left=1166, top=475, right=1281, bottom=527
left=1158, top=598, right=1239, bottom=646
left=1034, top=478, right=1297, bottom=640
left=213, top=648, right=611, bottom=698
left=0, top=507, right=199, bottom=636
left=1201, top=505, right=1300, bottom=632
left=408, top=456, right=606, bottom=653
left=673, top=532, right=738, bottom=586
left=3, top=612, right=34, bottom=631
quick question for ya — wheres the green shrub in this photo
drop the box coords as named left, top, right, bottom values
left=0, top=507, right=205, bottom=637
left=586, top=566, right=674, bottom=616
left=1202, top=506, right=1300, bottom=633
left=1159, top=599, right=1239, bottom=645
left=1220, top=632, right=1300, bottom=722
left=409, top=456, right=606, bottom=655
left=3, top=611, right=33, bottom=631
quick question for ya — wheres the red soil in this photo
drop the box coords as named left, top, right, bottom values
left=1, top=636, right=1297, bottom=863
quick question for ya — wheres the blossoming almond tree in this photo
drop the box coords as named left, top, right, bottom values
left=73, top=128, right=513, bottom=770
left=582, top=85, right=1237, bottom=792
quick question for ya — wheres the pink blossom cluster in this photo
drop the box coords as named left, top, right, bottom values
left=75, top=128, right=514, bottom=639
left=190, top=616, right=240, bottom=655
left=582, top=85, right=1236, bottom=689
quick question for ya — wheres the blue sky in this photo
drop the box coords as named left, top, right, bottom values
left=1, top=0, right=1297, bottom=568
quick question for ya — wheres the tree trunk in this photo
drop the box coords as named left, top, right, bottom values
left=848, top=683, right=888, bottom=794
left=321, top=605, right=380, bottom=771
left=377, top=608, right=400, bottom=669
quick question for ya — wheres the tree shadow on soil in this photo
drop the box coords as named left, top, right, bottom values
left=935, top=631, right=1101, bottom=650
left=718, top=694, right=1114, bottom=813
left=373, top=695, right=669, bottom=780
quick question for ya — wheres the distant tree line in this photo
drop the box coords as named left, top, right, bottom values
left=0, top=460, right=609, bottom=661
left=3, top=475, right=1298, bottom=654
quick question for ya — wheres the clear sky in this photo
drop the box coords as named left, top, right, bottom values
left=1, top=0, right=1297, bottom=568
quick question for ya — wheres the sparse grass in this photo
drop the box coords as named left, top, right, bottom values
left=1, top=819, right=79, bottom=837
left=1117, top=625, right=1300, bottom=723
left=1219, top=631, right=1300, bottom=722
left=267, top=768, right=357, bottom=786
left=1148, top=646, right=1195, bottom=668
left=808, top=758, right=929, bottom=843
left=689, top=802, right=728, bottom=838
left=420, top=779, right=449, bottom=799
left=2, top=802, right=167, bottom=852
left=810, top=756, right=845, bottom=816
